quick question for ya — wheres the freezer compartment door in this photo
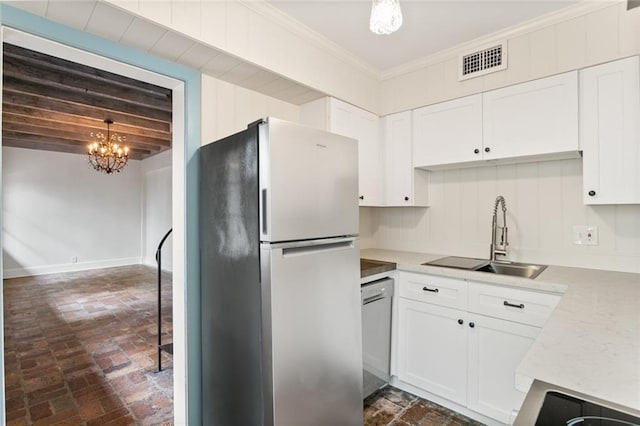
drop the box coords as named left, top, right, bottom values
left=259, top=118, right=359, bottom=242
left=261, top=238, right=363, bottom=426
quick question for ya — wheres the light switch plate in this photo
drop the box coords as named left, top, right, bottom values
left=573, top=225, right=598, bottom=246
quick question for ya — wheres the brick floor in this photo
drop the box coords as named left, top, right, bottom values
left=3, top=265, right=173, bottom=425
left=364, top=386, right=485, bottom=426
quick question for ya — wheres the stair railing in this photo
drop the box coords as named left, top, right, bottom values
left=156, top=228, right=173, bottom=372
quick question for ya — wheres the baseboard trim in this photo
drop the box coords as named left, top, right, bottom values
left=3, top=257, right=144, bottom=279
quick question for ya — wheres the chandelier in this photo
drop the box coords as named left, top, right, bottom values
left=87, top=119, right=129, bottom=174
left=370, top=0, right=403, bottom=35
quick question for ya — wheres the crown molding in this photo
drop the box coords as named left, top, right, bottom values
left=380, top=0, right=619, bottom=80
left=239, top=0, right=381, bottom=80
left=237, top=0, right=621, bottom=82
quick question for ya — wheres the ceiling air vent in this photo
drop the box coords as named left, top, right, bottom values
left=458, top=41, right=507, bottom=81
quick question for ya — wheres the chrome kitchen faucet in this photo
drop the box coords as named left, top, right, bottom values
left=490, top=196, right=508, bottom=261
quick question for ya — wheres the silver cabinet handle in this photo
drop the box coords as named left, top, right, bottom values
left=422, top=286, right=439, bottom=293
left=504, top=300, right=524, bottom=309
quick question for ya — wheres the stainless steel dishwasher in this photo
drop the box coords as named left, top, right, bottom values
left=361, top=278, right=394, bottom=399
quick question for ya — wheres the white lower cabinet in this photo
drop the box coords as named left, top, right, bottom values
left=397, top=298, right=468, bottom=405
left=466, top=314, right=540, bottom=423
left=396, top=272, right=559, bottom=424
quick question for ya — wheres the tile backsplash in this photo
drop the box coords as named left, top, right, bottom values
left=361, top=159, right=640, bottom=273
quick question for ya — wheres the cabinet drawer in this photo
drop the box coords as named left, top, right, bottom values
left=399, top=272, right=468, bottom=310
left=468, top=282, right=560, bottom=327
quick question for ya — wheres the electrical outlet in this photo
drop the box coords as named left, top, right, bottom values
left=573, top=226, right=598, bottom=246
left=71, top=256, right=78, bottom=263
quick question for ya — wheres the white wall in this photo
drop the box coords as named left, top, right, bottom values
left=380, top=2, right=640, bottom=115
left=2, top=147, right=143, bottom=278
left=108, top=0, right=380, bottom=113
left=359, top=208, right=375, bottom=249
left=142, top=149, right=173, bottom=271
left=370, top=159, right=640, bottom=273
left=201, top=74, right=300, bottom=143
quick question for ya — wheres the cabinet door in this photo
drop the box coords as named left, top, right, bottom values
left=581, top=56, right=640, bottom=204
left=381, top=111, right=428, bottom=206
left=397, top=298, right=467, bottom=405
left=358, top=110, right=383, bottom=206
left=412, top=94, right=482, bottom=169
left=467, top=314, right=539, bottom=424
left=483, top=71, right=578, bottom=160
left=329, top=98, right=382, bottom=206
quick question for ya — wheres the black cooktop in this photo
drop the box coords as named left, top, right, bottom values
left=536, top=391, right=640, bottom=425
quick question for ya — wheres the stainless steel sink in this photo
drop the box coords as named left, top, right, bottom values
left=422, top=256, right=548, bottom=279
left=475, top=261, right=547, bottom=279
left=423, top=198, right=548, bottom=280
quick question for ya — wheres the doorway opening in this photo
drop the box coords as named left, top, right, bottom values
left=3, top=28, right=186, bottom=419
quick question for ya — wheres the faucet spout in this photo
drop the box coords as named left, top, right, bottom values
left=490, top=196, right=508, bottom=261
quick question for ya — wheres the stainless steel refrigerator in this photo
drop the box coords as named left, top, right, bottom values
left=200, top=117, right=362, bottom=425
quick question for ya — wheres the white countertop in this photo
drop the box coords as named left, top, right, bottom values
left=361, top=248, right=640, bottom=413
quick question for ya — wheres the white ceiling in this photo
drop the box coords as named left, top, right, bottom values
left=268, top=0, right=578, bottom=71
left=6, top=0, right=325, bottom=105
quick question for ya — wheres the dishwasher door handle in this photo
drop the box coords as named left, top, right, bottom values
left=363, top=293, right=386, bottom=305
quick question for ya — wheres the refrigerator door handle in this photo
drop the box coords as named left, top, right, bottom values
left=277, top=237, right=357, bottom=257
left=261, top=188, right=268, bottom=235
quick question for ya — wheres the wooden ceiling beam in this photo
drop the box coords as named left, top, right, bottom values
left=2, top=123, right=166, bottom=153
left=4, top=77, right=172, bottom=122
left=4, top=43, right=171, bottom=99
left=3, top=58, right=172, bottom=112
left=3, top=115, right=169, bottom=150
left=2, top=136, right=149, bottom=160
left=2, top=105, right=171, bottom=141
left=2, top=90, right=171, bottom=133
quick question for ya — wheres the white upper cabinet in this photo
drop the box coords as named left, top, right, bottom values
left=580, top=56, right=640, bottom=205
left=299, top=97, right=383, bottom=206
left=413, top=72, right=579, bottom=170
left=329, top=98, right=382, bottom=206
left=483, top=71, right=579, bottom=161
left=381, top=112, right=428, bottom=206
left=412, top=94, right=483, bottom=169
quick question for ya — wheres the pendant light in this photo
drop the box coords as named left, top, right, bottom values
left=87, top=119, right=129, bottom=174
left=369, top=0, right=403, bottom=35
